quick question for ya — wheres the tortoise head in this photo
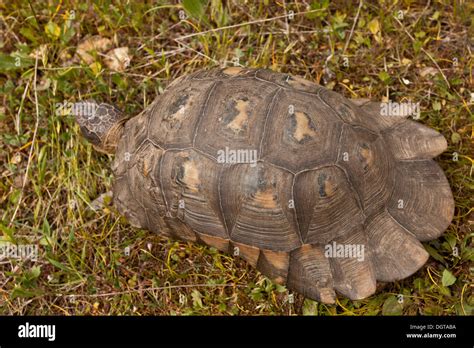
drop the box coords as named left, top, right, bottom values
left=72, top=101, right=128, bottom=154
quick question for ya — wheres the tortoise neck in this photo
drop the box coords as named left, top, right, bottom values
left=99, top=119, right=127, bottom=154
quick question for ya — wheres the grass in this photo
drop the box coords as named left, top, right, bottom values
left=0, top=0, right=473, bottom=315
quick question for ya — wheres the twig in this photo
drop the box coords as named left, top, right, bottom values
left=384, top=56, right=389, bottom=100
left=59, top=283, right=244, bottom=298
left=177, top=8, right=325, bottom=40
left=342, top=0, right=364, bottom=56
left=174, top=38, right=219, bottom=64
left=0, top=15, right=21, bottom=43
left=14, top=80, right=31, bottom=135
left=283, top=0, right=290, bottom=38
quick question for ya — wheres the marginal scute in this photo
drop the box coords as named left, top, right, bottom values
left=319, top=92, right=412, bottom=134
left=196, top=233, right=230, bottom=253
left=382, top=119, right=448, bottom=160
left=256, top=249, right=290, bottom=284
left=255, top=69, right=322, bottom=94
left=113, top=144, right=196, bottom=241
left=223, top=66, right=245, bottom=76
left=191, top=67, right=255, bottom=80
left=387, top=160, right=454, bottom=241
left=366, top=210, right=429, bottom=281
left=113, top=174, right=145, bottom=229
left=328, top=228, right=377, bottom=300
left=112, top=111, right=149, bottom=176
left=286, top=75, right=320, bottom=91
left=318, top=89, right=360, bottom=124
left=113, top=143, right=163, bottom=230
left=231, top=241, right=261, bottom=267
left=351, top=99, right=407, bottom=131
left=133, top=143, right=167, bottom=230
left=287, top=244, right=336, bottom=303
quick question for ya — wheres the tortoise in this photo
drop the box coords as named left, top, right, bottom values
left=73, top=67, right=454, bottom=303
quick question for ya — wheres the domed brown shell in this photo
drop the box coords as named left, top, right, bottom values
left=111, top=67, right=454, bottom=303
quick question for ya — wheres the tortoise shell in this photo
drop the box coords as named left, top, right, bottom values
left=111, top=67, right=454, bottom=303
